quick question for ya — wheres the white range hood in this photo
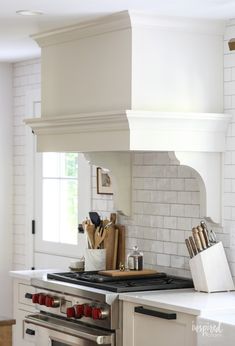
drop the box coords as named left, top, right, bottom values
left=25, top=11, right=230, bottom=224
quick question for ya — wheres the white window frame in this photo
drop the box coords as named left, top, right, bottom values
left=25, top=90, right=91, bottom=266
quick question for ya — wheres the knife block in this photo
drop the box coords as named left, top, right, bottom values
left=189, top=241, right=235, bottom=292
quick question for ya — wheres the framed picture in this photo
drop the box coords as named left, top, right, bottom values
left=96, top=167, right=113, bottom=195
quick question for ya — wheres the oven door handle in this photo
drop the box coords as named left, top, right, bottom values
left=24, top=314, right=113, bottom=345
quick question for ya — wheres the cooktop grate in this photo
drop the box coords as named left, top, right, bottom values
left=47, top=271, right=193, bottom=293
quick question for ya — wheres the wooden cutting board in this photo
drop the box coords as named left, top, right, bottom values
left=116, top=224, right=125, bottom=268
left=104, top=224, right=117, bottom=270
left=98, top=269, right=158, bottom=277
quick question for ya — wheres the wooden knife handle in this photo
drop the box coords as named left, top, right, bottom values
left=185, top=239, right=193, bottom=258
left=189, top=236, right=198, bottom=256
left=197, top=226, right=207, bottom=250
left=192, top=228, right=203, bottom=252
left=200, top=223, right=211, bottom=247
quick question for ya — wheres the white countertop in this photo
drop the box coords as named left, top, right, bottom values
left=120, top=289, right=235, bottom=316
left=9, top=269, right=60, bottom=281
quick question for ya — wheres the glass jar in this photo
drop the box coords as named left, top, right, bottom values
left=127, top=246, right=143, bottom=271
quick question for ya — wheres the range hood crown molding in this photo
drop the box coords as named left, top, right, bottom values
left=25, top=110, right=231, bottom=152
left=32, top=10, right=225, bottom=48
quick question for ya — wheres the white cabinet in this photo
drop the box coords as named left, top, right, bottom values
left=123, top=301, right=197, bottom=346
left=13, top=279, right=37, bottom=346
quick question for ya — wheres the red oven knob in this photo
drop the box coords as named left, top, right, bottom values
left=38, top=294, right=46, bottom=305
left=92, top=307, right=102, bottom=320
left=45, top=296, right=60, bottom=308
left=83, top=304, right=92, bottom=318
left=92, top=307, right=109, bottom=320
left=66, top=307, right=76, bottom=318
left=75, top=304, right=84, bottom=318
left=32, top=293, right=40, bottom=304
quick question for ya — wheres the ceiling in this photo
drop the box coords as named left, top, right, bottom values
left=2, top=0, right=235, bottom=62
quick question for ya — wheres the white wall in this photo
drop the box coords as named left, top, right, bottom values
left=0, top=63, right=13, bottom=315
left=223, top=20, right=235, bottom=279
left=12, top=59, right=40, bottom=269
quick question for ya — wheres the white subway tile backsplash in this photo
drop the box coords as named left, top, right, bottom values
left=225, top=68, right=232, bottom=81
left=170, top=204, right=185, bottom=217
left=177, top=217, right=192, bottom=230
left=177, top=166, right=192, bottom=178
left=177, top=191, right=192, bottom=204
left=184, top=205, right=200, bottom=217
left=157, top=254, right=170, bottom=267
left=170, top=229, right=185, bottom=243
left=164, top=216, right=177, bottom=229
left=170, top=255, right=185, bottom=269
left=163, top=242, right=178, bottom=255
left=177, top=243, right=189, bottom=257
left=170, top=178, right=185, bottom=191
left=156, top=178, right=171, bottom=190
left=157, top=228, right=170, bottom=241
left=151, top=240, right=164, bottom=253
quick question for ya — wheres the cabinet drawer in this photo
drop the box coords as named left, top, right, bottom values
left=18, top=284, right=36, bottom=307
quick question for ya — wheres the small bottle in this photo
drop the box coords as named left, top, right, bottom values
left=128, top=246, right=143, bottom=271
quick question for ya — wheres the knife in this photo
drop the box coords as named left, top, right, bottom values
left=192, top=227, right=203, bottom=252
left=189, top=236, right=198, bottom=256
left=197, top=226, right=207, bottom=250
left=200, top=221, right=211, bottom=247
left=185, top=239, right=194, bottom=258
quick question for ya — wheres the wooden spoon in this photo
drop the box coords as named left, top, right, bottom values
left=94, top=227, right=107, bottom=249
left=86, top=224, right=95, bottom=249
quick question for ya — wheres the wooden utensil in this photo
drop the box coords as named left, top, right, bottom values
left=197, top=226, right=207, bottom=250
left=112, top=228, right=119, bottom=269
left=116, top=224, right=125, bottom=267
left=94, top=226, right=107, bottom=249
left=189, top=236, right=198, bottom=256
left=86, top=224, right=95, bottom=249
left=104, top=224, right=116, bottom=270
left=192, top=227, right=203, bottom=252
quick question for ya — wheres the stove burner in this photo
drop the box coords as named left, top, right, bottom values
left=47, top=271, right=194, bottom=293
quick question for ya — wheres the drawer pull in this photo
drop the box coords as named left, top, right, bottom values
left=25, top=293, right=33, bottom=299
left=134, top=306, right=177, bottom=320
left=25, top=328, right=35, bottom=336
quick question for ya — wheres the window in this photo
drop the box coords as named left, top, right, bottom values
left=34, top=152, right=91, bottom=258
left=42, top=153, right=78, bottom=245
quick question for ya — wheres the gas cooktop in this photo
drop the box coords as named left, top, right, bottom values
left=47, top=271, right=194, bottom=293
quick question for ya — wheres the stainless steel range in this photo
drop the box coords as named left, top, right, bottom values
left=23, top=271, right=193, bottom=346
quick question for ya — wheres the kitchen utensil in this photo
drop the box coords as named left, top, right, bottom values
left=192, top=227, right=203, bottom=252
left=116, top=224, right=125, bottom=268
left=112, top=228, right=119, bottom=269
left=185, top=239, right=193, bottom=258
left=85, top=224, right=95, bottom=249
left=208, top=229, right=217, bottom=244
left=110, top=213, right=117, bottom=224
left=197, top=226, right=207, bottom=250
left=89, top=212, right=101, bottom=227
left=189, top=236, right=198, bottom=256
left=94, top=226, right=107, bottom=249
left=200, top=221, right=211, bottom=247
left=104, top=224, right=117, bottom=270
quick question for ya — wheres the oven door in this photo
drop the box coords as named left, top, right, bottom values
left=24, top=313, right=115, bottom=346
